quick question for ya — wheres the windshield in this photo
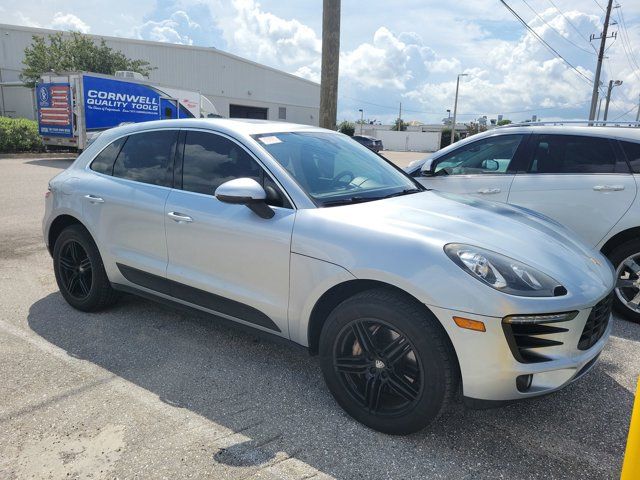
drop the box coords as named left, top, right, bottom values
left=254, top=132, right=421, bottom=206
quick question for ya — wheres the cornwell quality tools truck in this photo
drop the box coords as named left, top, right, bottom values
left=36, top=71, right=219, bottom=150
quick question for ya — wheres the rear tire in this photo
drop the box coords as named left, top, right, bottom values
left=607, top=239, right=640, bottom=323
left=52, top=224, right=119, bottom=312
left=319, top=288, right=458, bottom=434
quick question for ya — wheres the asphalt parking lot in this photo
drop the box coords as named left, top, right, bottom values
left=0, top=155, right=638, bottom=479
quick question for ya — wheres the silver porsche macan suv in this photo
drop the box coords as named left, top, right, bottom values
left=43, top=119, right=615, bottom=434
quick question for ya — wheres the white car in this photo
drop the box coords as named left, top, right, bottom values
left=406, top=124, right=640, bottom=323
left=43, top=119, right=614, bottom=434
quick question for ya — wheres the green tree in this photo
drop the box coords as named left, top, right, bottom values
left=497, top=119, right=512, bottom=126
left=391, top=118, right=407, bottom=131
left=338, top=120, right=355, bottom=136
left=21, top=32, right=155, bottom=87
left=440, top=128, right=460, bottom=148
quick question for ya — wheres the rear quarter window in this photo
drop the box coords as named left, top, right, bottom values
left=620, top=140, right=640, bottom=174
left=90, top=137, right=127, bottom=175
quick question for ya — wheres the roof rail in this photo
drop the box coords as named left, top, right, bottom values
left=499, top=120, right=640, bottom=128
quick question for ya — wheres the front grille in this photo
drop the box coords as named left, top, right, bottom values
left=578, top=293, right=613, bottom=351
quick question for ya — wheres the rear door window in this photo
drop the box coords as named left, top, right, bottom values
left=620, top=140, right=640, bottom=174
left=528, top=135, right=627, bottom=174
left=112, top=130, right=178, bottom=187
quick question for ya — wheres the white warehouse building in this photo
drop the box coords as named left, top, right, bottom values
left=0, top=23, right=320, bottom=125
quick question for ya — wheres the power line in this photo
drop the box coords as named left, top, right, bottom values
left=546, top=0, right=598, bottom=52
left=612, top=105, right=637, bottom=120
left=521, top=0, right=595, bottom=55
left=616, top=4, right=640, bottom=82
left=499, top=0, right=594, bottom=86
left=593, top=0, right=607, bottom=13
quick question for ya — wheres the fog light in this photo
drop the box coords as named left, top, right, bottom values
left=516, top=374, right=533, bottom=392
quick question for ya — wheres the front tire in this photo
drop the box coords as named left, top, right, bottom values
left=53, top=224, right=119, bottom=312
left=319, top=288, right=458, bottom=434
left=608, top=239, right=640, bottom=323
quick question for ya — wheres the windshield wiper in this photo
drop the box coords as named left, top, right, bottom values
left=381, top=188, right=423, bottom=199
left=322, top=188, right=422, bottom=207
left=322, top=196, right=377, bottom=207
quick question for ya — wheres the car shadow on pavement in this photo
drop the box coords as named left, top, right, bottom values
left=25, top=159, right=74, bottom=169
left=28, top=292, right=632, bottom=479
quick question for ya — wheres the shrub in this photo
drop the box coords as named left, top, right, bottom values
left=440, top=128, right=460, bottom=148
left=338, top=120, right=355, bottom=136
left=0, top=117, right=44, bottom=153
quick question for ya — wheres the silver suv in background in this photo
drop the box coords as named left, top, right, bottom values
left=44, top=119, right=614, bottom=434
left=406, top=124, right=640, bottom=323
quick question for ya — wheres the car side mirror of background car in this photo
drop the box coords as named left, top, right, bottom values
left=215, top=178, right=275, bottom=219
left=420, top=157, right=436, bottom=177
left=481, top=159, right=499, bottom=171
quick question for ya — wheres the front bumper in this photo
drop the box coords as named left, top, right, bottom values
left=429, top=301, right=611, bottom=402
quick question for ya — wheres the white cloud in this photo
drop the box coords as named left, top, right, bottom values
left=50, top=12, right=91, bottom=33
left=135, top=10, right=200, bottom=45
left=223, top=0, right=320, bottom=66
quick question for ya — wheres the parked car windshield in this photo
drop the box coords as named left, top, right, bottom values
left=254, top=131, right=420, bottom=206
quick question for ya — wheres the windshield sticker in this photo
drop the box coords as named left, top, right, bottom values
left=259, top=135, right=282, bottom=145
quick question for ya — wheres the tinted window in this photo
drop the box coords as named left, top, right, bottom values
left=621, top=141, right=640, bottom=174
left=112, top=130, right=178, bottom=186
left=529, top=135, right=624, bottom=174
left=182, top=131, right=264, bottom=196
left=90, top=137, right=126, bottom=175
left=434, top=135, right=523, bottom=175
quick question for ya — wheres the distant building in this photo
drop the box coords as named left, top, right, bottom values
left=0, top=23, right=320, bottom=124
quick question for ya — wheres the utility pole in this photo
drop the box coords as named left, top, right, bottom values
left=588, top=0, right=616, bottom=122
left=603, top=79, right=623, bottom=122
left=398, top=102, right=402, bottom=128
left=358, top=108, right=363, bottom=135
left=636, top=95, right=640, bottom=122
left=596, top=96, right=603, bottom=120
left=451, top=73, right=468, bottom=145
left=319, top=0, right=340, bottom=130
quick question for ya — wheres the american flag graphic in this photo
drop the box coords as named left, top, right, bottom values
left=39, top=85, right=71, bottom=125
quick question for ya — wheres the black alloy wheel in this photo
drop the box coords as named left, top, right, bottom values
left=58, top=239, right=93, bottom=299
left=53, top=224, right=119, bottom=311
left=319, top=288, right=458, bottom=434
left=333, top=319, right=422, bottom=416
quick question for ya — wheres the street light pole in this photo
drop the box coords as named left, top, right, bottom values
left=451, top=73, right=468, bottom=145
left=603, top=79, right=623, bottom=122
left=358, top=108, right=363, bottom=135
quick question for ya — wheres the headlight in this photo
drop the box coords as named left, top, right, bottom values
left=444, top=243, right=565, bottom=297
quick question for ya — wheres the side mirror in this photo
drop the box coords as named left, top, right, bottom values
left=481, top=159, right=499, bottom=171
left=215, top=178, right=275, bottom=219
left=420, top=157, right=436, bottom=176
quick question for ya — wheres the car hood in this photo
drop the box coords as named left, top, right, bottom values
left=292, top=190, right=615, bottom=297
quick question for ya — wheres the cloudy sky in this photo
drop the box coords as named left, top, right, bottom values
left=2, top=0, right=640, bottom=124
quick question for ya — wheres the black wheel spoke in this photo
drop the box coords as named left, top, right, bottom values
left=364, top=375, right=384, bottom=413
left=78, top=275, right=90, bottom=296
left=59, top=257, right=75, bottom=272
left=79, top=258, right=92, bottom=271
left=335, top=356, right=370, bottom=374
left=352, top=321, right=376, bottom=356
left=67, top=272, right=79, bottom=295
left=381, top=335, right=411, bottom=366
left=387, top=372, right=419, bottom=402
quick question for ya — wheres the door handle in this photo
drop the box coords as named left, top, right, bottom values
left=167, top=211, right=193, bottom=223
left=84, top=194, right=104, bottom=203
left=593, top=185, right=624, bottom=192
left=477, top=188, right=501, bottom=194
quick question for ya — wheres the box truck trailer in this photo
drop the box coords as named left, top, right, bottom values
left=36, top=71, right=219, bottom=150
